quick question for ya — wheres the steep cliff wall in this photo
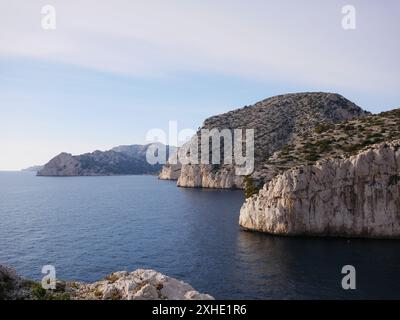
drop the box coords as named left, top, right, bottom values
left=160, top=92, right=369, bottom=189
left=239, top=140, right=400, bottom=238
left=159, top=163, right=182, bottom=180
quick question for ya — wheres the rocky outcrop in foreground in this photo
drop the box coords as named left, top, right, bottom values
left=239, top=140, right=400, bottom=238
left=0, top=265, right=32, bottom=300
left=160, top=92, right=369, bottom=189
left=0, top=265, right=213, bottom=300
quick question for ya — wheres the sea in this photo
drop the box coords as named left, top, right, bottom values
left=1, top=171, right=399, bottom=299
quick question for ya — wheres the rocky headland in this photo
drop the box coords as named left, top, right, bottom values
left=0, top=265, right=213, bottom=300
left=160, top=92, right=369, bottom=189
left=239, top=107, right=400, bottom=238
left=239, top=140, right=400, bottom=238
left=159, top=92, right=400, bottom=239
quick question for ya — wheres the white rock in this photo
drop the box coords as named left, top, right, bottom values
left=130, top=283, right=159, bottom=300
left=70, top=269, right=214, bottom=300
left=184, top=291, right=215, bottom=300
left=239, top=140, right=400, bottom=239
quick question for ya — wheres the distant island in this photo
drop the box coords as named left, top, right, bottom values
left=21, top=165, right=44, bottom=173
left=37, top=144, right=176, bottom=176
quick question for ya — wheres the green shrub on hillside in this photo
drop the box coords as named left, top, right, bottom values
left=244, top=176, right=261, bottom=199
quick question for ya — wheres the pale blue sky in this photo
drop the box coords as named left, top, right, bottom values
left=0, top=0, right=399, bottom=169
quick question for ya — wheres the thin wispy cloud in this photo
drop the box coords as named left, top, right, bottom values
left=0, top=0, right=399, bottom=170
left=1, top=0, right=399, bottom=92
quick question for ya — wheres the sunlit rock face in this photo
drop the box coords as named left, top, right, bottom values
left=240, top=140, right=400, bottom=239
left=72, top=269, right=214, bottom=300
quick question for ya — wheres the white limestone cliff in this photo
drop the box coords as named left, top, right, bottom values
left=177, top=164, right=244, bottom=189
left=239, top=140, right=400, bottom=238
left=159, top=163, right=182, bottom=180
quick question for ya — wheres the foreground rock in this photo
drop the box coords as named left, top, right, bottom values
left=21, top=165, right=44, bottom=173
left=239, top=140, right=400, bottom=238
left=0, top=266, right=214, bottom=300
left=160, top=92, right=369, bottom=189
left=71, top=269, right=214, bottom=300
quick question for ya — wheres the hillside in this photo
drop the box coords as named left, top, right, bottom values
left=255, top=108, right=400, bottom=186
left=160, top=92, right=370, bottom=189
left=37, top=144, right=173, bottom=176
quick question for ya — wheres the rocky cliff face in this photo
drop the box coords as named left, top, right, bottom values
left=260, top=108, right=400, bottom=180
left=239, top=140, right=400, bottom=238
left=160, top=92, right=369, bottom=189
left=0, top=265, right=213, bottom=300
left=176, top=164, right=244, bottom=189
left=159, top=163, right=182, bottom=180
left=37, top=144, right=172, bottom=176
left=0, top=265, right=32, bottom=300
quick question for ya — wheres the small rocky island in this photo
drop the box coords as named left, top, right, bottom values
left=0, top=265, right=213, bottom=300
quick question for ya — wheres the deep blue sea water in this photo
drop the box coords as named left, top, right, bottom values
left=0, top=171, right=399, bottom=299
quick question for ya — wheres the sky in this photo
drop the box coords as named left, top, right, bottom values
left=0, top=0, right=399, bottom=170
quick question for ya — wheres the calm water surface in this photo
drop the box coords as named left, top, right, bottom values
left=0, top=172, right=399, bottom=299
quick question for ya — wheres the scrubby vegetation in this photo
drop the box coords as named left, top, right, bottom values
left=244, top=176, right=261, bottom=198
left=262, top=108, right=400, bottom=175
left=29, top=281, right=71, bottom=300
